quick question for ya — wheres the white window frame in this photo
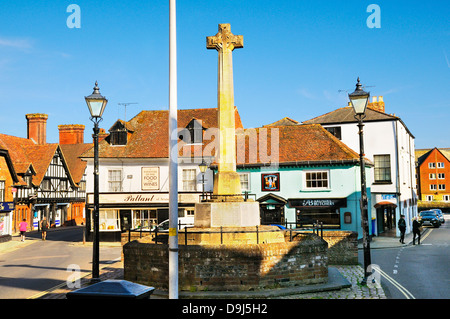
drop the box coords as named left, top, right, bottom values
left=429, top=162, right=436, bottom=169
left=438, top=184, right=446, bottom=190
left=437, top=162, right=445, bottom=168
left=438, top=173, right=445, bottom=179
left=182, top=169, right=197, bottom=191
left=429, top=173, right=436, bottom=180
left=239, top=173, right=250, bottom=191
left=443, top=195, right=450, bottom=202
left=108, top=170, right=123, bottom=192
left=304, top=170, right=330, bottom=190
left=430, top=184, right=437, bottom=190
left=426, top=195, right=434, bottom=201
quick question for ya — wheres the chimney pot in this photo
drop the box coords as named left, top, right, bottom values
left=58, top=124, right=85, bottom=144
left=26, top=113, right=48, bottom=145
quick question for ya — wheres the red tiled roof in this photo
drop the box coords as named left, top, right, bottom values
left=60, top=143, right=93, bottom=185
left=82, top=107, right=243, bottom=159
left=0, top=133, right=80, bottom=187
left=235, top=124, right=372, bottom=166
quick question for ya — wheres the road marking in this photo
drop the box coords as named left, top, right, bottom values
left=376, top=267, right=415, bottom=299
left=421, top=228, right=433, bottom=242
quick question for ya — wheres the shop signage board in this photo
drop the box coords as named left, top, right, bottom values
left=288, top=198, right=347, bottom=209
left=87, top=193, right=200, bottom=205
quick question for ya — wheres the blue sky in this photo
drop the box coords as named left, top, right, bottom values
left=0, top=0, right=448, bottom=149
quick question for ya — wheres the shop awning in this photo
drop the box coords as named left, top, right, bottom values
left=374, top=201, right=397, bottom=208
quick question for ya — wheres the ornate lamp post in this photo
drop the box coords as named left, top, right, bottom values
left=85, top=81, right=108, bottom=283
left=348, top=77, right=372, bottom=285
left=199, top=160, right=208, bottom=199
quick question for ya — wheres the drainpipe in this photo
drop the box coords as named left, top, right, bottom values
left=394, top=120, right=401, bottom=236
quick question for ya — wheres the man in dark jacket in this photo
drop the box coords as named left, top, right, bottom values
left=398, top=215, right=406, bottom=244
left=412, top=217, right=421, bottom=245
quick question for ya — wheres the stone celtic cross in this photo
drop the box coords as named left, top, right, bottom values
left=207, top=24, right=243, bottom=196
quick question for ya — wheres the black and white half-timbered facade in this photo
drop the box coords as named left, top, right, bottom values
left=0, top=114, right=89, bottom=232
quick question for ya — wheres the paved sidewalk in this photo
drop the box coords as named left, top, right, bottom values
left=3, top=227, right=427, bottom=299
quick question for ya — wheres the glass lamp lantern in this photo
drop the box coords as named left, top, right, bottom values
left=349, top=77, right=370, bottom=116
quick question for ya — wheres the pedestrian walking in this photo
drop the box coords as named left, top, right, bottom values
left=398, top=214, right=406, bottom=244
left=40, top=216, right=49, bottom=241
left=412, top=216, right=421, bottom=245
left=19, top=218, right=28, bottom=242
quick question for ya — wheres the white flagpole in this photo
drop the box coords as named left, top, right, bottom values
left=168, top=0, right=179, bottom=299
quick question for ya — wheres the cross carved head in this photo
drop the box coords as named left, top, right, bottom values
left=207, top=23, right=243, bottom=52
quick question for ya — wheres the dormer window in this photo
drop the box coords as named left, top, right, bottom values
left=179, top=119, right=204, bottom=144
left=109, top=120, right=129, bottom=146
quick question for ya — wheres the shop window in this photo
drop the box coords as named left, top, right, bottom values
left=133, top=209, right=157, bottom=230
left=296, top=208, right=340, bottom=229
left=374, top=155, right=391, bottom=182
left=93, top=210, right=119, bottom=231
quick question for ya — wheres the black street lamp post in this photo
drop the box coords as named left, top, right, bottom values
left=199, top=160, right=208, bottom=199
left=348, top=77, right=372, bottom=285
left=85, top=81, right=108, bottom=283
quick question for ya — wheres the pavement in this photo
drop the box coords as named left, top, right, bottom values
left=0, top=226, right=429, bottom=300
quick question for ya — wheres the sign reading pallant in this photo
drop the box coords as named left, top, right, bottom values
left=142, top=167, right=160, bottom=190
left=87, top=193, right=200, bottom=204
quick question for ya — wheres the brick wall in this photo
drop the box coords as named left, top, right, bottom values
left=123, top=234, right=328, bottom=292
left=322, top=231, right=358, bottom=265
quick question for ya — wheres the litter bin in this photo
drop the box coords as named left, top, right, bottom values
left=66, top=280, right=155, bottom=299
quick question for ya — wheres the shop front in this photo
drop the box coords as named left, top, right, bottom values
left=374, top=194, right=398, bottom=236
left=86, top=192, right=201, bottom=241
left=288, top=198, right=348, bottom=229
left=257, top=193, right=286, bottom=225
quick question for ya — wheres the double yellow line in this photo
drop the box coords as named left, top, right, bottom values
left=376, top=267, right=415, bottom=299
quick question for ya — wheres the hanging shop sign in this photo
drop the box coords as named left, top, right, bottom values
left=0, top=202, right=14, bottom=212
left=261, top=173, right=280, bottom=192
left=142, top=167, right=160, bottom=190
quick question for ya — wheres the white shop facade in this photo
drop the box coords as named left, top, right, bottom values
left=85, top=191, right=201, bottom=241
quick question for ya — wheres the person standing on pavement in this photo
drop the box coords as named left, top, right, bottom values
left=398, top=214, right=406, bottom=244
left=412, top=216, right=421, bottom=245
left=19, top=219, right=28, bottom=242
left=40, top=216, right=49, bottom=241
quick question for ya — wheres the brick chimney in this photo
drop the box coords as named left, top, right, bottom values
left=368, top=96, right=385, bottom=113
left=94, top=128, right=108, bottom=143
left=26, top=113, right=48, bottom=145
left=58, top=124, right=85, bottom=145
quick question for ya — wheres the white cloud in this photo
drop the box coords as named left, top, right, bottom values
left=444, top=50, right=450, bottom=69
left=0, top=36, right=33, bottom=50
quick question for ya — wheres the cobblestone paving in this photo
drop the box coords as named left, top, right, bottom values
left=279, top=265, right=386, bottom=299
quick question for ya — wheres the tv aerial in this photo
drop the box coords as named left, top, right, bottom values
left=118, top=102, right=138, bottom=122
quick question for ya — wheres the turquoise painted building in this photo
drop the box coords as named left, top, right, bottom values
left=234, top=123, right=373, bottom=239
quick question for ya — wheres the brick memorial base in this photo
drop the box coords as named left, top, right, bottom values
left=123, top=231, right=328, bottom=292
